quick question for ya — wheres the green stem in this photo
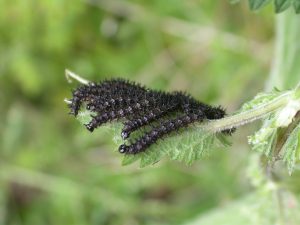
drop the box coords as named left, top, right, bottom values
left=266, top=13, right=285, bottom=91
left=202, top=91, right=291, bottom=133
left=65, top=69, right=90, bottom=85
left=266, top=11, right=300, bottom=90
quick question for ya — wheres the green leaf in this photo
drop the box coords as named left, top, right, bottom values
left=122, top=154, right=140, bottom=166
left=281, top=122, right=300, bottom=174
left=76, top=108, right=96, bottom=125
left=123, top=126, right=221, bottom=167
left=275, top=0, right=292, bottom=12
left=248, top=115, right=278, bottom=157
left=244, top=88, right=300, bottom=174
left=248, top=0, right=272, bottom=10
left=241, top=89, right=281, bottom=111
left=139, top=148, right=165, bottom=168
left=293, top=0, right=300, bottom=13
left=104, top=122, right=222, bottom=167
left=235, top=0, right=300, bottom=13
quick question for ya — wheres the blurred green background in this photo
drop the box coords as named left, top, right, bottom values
left=0, top=0, right=285, bottom=224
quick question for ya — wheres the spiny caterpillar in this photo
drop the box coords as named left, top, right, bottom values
left=68, top=79, right=234, bottom=154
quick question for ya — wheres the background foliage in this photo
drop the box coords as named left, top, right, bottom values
left=1, top=0, right=300, bottom=225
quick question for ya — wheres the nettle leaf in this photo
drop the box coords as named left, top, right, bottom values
left=294, top=0, right=300, bottom=13
left=241, top=89, right=281, bottom=111
left=249, top=0, right=272, bottom=10
left=76, top=109, right=96, bottom=125
left=244, top=88, right=300, bottom=174
left=248, top=114, right=278, bottom=157
left=281, top=122, right=300, bottom=174
left=75, top=109, right=227, bottom=167
left=113, top=123, right=223, bottom=167
left=233, top=0, right=300, bottom=13
left=275, top=0, right=292, bottom=12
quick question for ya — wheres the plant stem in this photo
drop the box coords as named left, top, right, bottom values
left=202, top=91, right=291, bottom=133
left=65, top=69, right=90, bottom=85
left=266, top=13, right=285, bottom=91
left=266, top=11, right=300, bottom=91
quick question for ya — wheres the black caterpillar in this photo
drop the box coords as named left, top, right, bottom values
left=68, top=79, right=234, bottom=154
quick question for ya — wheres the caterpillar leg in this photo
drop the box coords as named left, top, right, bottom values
left=84, top=102, right=149, bottom=132
left=119, top=113, right=203, bottom=154
left=69, top=85, right=96, bottom=116
left=121, top=106, right=177, bottom=139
